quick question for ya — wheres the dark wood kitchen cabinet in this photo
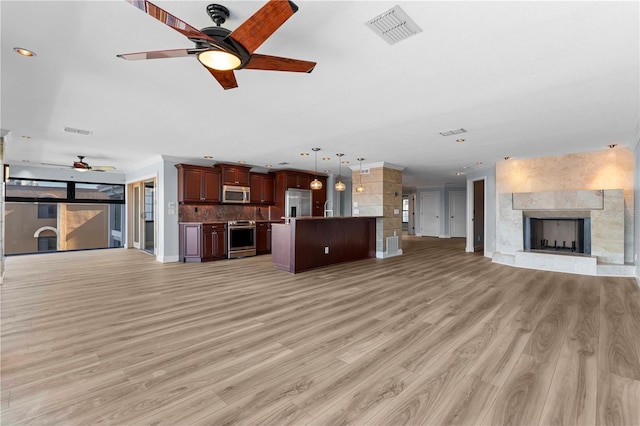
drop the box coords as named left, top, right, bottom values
left=250, top=173, right=275, bottom=204
left=256, top=222, right=272, bottom=254
left=179, top=222, right=227, bottom=262
left=285, top=171, right=311, bottom=189
left=219, top=164, right=250, bottom=186
left=176, top=164, right=220, bottom=203
left=203, top=223, right=227, bottom=259
left=312, top=180, right=327, bottom=217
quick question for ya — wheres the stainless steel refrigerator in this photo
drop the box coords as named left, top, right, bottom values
left=285, top=188, right=312, bottom=217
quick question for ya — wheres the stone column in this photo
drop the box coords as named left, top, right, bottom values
left=351, top=162, right=404, bottom=257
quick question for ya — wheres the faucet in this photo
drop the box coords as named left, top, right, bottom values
left=324, top=200, right=333, bottom=217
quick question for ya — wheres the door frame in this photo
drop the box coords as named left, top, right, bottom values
left=127, top=176, right=157, bottom=254
left=466, top=177, right=486, bottom=254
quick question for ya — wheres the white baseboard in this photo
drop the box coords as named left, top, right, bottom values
left=157, top=255, right=179, bottom=263
left=376, top=249, right=403, bottom=259
left=439, top=234, right=451, bottom=239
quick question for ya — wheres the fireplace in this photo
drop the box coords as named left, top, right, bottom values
left=524, top=217, right=591, bottom=255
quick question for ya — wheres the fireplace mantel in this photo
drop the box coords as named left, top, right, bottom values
left=512, top=190, right=603, bottom=210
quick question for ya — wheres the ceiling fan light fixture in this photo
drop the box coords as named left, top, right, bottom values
left=197, top=49, right=241, bottom=71
left=14, top=47, right=36, bottom=57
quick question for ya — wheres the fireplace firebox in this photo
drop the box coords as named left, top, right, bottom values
left=524, top=217, right=591, bottom=255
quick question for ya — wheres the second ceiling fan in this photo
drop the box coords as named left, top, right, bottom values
left=118, top=0, right=316, bottom=90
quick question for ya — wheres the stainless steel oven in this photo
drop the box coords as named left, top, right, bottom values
left=228, top=220, right=256, bottom=258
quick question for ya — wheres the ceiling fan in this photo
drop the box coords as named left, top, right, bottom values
left=41, top=156, right=116, bottom=173
left=117, top=0, right=316, bottom=90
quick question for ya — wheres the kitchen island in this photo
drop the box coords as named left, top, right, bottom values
left=271, top=216, right=377, bottom=273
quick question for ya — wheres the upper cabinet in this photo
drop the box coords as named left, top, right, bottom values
left=219, top=164, right=250, bottom=186
left=250, top=172, right=275, bottom=204
left=176, top=164, right=221, bottom=203
left=281, top=171, right=311, bottom=189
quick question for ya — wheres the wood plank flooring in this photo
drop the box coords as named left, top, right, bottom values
left=2, top=236, right=640, bottom=425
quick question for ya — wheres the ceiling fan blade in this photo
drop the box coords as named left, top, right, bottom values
left=40, top=162, right=70, bottom=168
left=244, top=54, right=315, bottom=73
left=125, top=0, right=227, bottom=50
left=91, top=166, right=116, bottom=171
left=230, top=0, right=298, bottom=54
left=203, top=66, right=238, bottom=90
left=117, top=48, right=192, bottom=61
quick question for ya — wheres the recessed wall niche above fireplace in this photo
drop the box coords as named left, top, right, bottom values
left=523, top=215, right=591, bottom=255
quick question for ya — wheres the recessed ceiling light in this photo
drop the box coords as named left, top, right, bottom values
left=14, top=47, right=36, bottom=57
left=21, top=135, right=31, bottom=139
left=300, top=152, right=309, bottom=156
left=476, top=161, right=483, bottom=165
left=265, top=164, right=272, bottom=168
left=456, top=139, right=465, bottom=143
left=341, top=160, right=349, bottom=164
left=238, top=160, right=246, bottom=164
left=203, top=155, right=213, bottom=159
left=324, top=169, right=331, bottom=173
left=322, top=157, right=331, bottom=161
left=608, top=144, right=618, bottom=149
left=456, top=172, right=466, bottom=176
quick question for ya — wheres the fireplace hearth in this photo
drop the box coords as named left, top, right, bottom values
left=524, top=217, right=591, bottom=255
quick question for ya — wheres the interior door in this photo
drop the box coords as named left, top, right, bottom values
left=144, top=180, right=155, bottom=252
left=449, top=190, right=466, bottom=237
left=420, top=191, right=440, bottom=237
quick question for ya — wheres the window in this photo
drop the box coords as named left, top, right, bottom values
left=37, top=203, right=57, bottom=219
left=402, top=197, right=409, bottom=223
left=6, top=179, right=67, bottom=199
left=5, top=178, right=125, bottom=255
left=37, top=236, right=57, bottom=252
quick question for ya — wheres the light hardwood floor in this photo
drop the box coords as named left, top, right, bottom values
left=2, top=237, right=640, bottom=425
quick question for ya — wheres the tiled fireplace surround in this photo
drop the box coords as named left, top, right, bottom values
left=492, top=149, right=634, bottom=276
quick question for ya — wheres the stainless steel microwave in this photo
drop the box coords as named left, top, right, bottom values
left=222, top=185, right=250, bottom=203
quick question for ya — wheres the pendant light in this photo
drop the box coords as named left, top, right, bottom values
left=335, top=153, right=346, bottom=192
left=356, top=158, right=365, bottom=193
left=310, top=148, right=323, bottom=190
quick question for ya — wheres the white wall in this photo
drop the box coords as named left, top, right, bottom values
left=125, top=155, right=179, bottom=263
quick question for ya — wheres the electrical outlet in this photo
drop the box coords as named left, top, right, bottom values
left=324, top=246, right=329, bottom=254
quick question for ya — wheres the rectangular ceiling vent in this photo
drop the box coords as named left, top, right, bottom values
left=64, top=126, right=93, bottom=136
left=366, top=5, right=422, bottom=45
left=439, top=128, right=467, bottom=137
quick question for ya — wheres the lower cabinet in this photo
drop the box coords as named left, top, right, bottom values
left=256, top=222, right=272, bottom=255
left=179, top=222, right=227, bottom=262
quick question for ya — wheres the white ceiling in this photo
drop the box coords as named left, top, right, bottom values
left=2, top=1, right=638, bottom=188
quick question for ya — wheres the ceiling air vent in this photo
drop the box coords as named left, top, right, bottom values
left=366, top=5, right=422, bottom=45
left=439, top=128, right=467, bottom=137
left=64, top=126, right=93, bottom=136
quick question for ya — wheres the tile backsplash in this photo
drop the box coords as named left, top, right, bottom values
left=179, top=204, right=276, bottom=222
